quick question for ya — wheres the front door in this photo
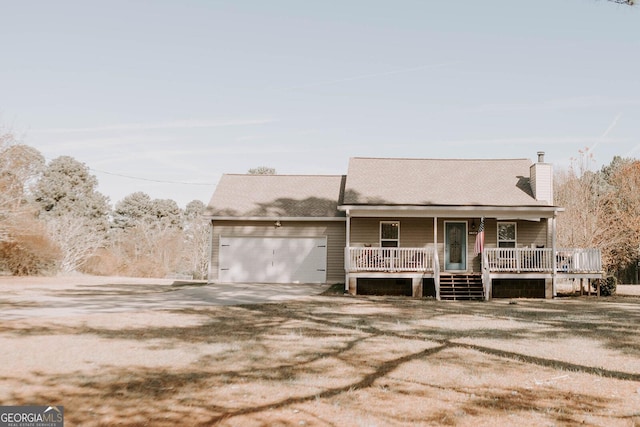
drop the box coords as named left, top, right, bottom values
left=445, top=222, right=467, bottom=271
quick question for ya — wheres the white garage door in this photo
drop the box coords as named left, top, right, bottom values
left=219, top=237, right=327, bottom=283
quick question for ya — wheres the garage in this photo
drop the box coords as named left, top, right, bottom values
left=218, top=237, right=327, bottom=283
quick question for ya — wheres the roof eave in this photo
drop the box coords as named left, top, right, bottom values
left=203, top=215, right=347, bottom=221
left=338, top=204, right=563, bottom=218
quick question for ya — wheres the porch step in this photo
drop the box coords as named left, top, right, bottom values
left=440, top=274, right=484, bottom=301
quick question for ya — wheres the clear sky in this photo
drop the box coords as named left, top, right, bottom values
left=1, top=0, right=638, bottom=207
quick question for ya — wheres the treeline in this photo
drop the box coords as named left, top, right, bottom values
left=2, top=129, right=639, bottom=282
left=556, top=148, right=640, bottom=283
left=0, top=131, right=208, bottom=278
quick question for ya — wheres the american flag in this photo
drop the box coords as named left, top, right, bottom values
left=473, top=217, right=485, bottom=256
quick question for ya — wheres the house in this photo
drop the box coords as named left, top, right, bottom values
left=205, top=153, right=603, bottom=300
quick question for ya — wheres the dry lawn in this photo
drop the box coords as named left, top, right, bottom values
left=1, top=278, right=640, bottom=426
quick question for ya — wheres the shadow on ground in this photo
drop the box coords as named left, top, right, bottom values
left=3, top=295, right=640, bottom=426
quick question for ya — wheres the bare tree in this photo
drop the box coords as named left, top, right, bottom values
left=182, top=200, right=209, bottom=279
left=110, top=192, right=184, bottom=277
left=0, top=132, right=45, bottom=229
left=45, top=213, right=106, bottom=272
left=556, top=149, right=640, bottom=275
left=0, top=214, right=59, bottom=275
left=0, top=144, right=45, bottom=213
left=556, top=149, right=618, bottom=270
left=0, top=135, right=57, bottom=275
left=602, top=160, right=640, bottom=271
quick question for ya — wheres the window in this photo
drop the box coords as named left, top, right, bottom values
left=497, top=222, right=516, bottom=248
left=380, top=221, right=399, bottom=247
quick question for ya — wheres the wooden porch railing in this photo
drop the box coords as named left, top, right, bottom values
left=556, top=248, right=603, bottom=273
left=347, top=247, right=435, bottom=272
left=347, top=247, right=601, bottom=274
left=484, top=248, right=602, bottom=273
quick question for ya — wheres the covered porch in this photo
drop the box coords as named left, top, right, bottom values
left=348, top=246, right=602, bottom=273
left=342, top=209, right=603, bottom=300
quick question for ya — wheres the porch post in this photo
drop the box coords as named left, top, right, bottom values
left=551, top=216, right=557, bottom=298
left=207, top=219, right=214, bottom=284
left=484, top=250, right=491, bottom=301
left=345, top=211, right=351, bottom=293
left=434, top=216, right=440, bottom=300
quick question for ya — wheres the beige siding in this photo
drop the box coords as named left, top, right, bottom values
left=350, top=217, right=548, bottom=274
left=530, top=163, right=553, bottom=204
left=211, top=217, right=551, bottom=280
left=209, top=220, right=346, bottom=283
left=349, top=218, right=435, bottom=247
left=436, top=218, right=549, bottom=273
left=480, top=219, right=548, bottom=249
left=514, top=220, right=549, bottom=248
left=349, top=218, right=379, bottom=246
left=402, top=218, right=434, bottom=247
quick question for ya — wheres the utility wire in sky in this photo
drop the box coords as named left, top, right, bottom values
left=90, top=167, right=215, bottom=186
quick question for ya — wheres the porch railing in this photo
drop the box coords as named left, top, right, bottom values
left=556, top=248, right=603, bottom=273
left=347, top=247, right=435, bottom=272
left=484, top=248, right=602, bottom=273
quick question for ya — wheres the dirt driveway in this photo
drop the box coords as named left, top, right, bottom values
left=1, top=277, right=640, bottom=426
left=0, top=276, right=329, bottom=320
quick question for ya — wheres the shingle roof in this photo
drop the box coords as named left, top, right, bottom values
left=206, top=174, right=346, bottom=217
left=343, top=157, right=545, bottom=206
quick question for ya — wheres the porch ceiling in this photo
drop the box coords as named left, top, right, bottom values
left=340, top=205, right=561, bottom=219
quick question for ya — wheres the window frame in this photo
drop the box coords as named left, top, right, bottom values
left=379, top=221, right=400, bottom=247
left=497, top=222, right=517, bottom=248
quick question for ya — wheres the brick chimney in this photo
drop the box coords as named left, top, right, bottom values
left=530, top=151, right=553, bottom=204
